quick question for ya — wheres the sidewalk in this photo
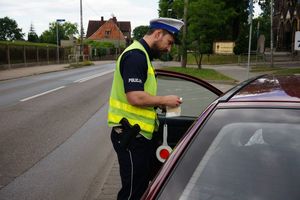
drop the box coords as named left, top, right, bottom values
left=0, top=64, right=68, bottom=81
left=0, top=61, right=115, bottom=81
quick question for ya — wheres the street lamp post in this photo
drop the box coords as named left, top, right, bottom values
left=270, top=0, right=274, bottom=67
left=118, top=21, right=120, bottom=55
left=80, top=0, right=83, bottom=61
left=56, top=19, right=65, bottom=64
left=181, top=0, right=189, bottom=68
left=167, top=9, right=172, bottom=61
left=167, top=9, right=172, bottom=17
left=247, top=0, right=253, bottom=79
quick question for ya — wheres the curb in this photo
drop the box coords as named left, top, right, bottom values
left=0, top=67, right=69, bottom=82
left=205, top=79, right=238, bottom=85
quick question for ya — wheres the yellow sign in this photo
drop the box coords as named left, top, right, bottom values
left=213, top=42, right=235, bottom=54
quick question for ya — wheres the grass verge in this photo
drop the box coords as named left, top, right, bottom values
left=250, top=66, right=281, bottom=72
left=187, top=54, right=239, bottom=65
left=162, top=66, right=236, bottom=82
left=186, top=54, right=261, bottom=65
left=273, top=68, right=300, bottom=75
left=250, top=66, right=300, bottom=75
left=68, top=61, right=94, bottom=68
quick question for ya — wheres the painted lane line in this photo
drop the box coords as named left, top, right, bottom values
left=75, top=74, right=101, bottom=83
left=20, top=86, right=66, bottom=102
left=74, top=69, right=114, bottom=83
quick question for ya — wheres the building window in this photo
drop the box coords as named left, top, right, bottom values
left=105, top=30, right=111, bottom=38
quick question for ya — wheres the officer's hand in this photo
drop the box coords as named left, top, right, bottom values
left=162, top=95, right=182, bottom=108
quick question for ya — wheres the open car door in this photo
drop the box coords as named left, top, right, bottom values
left=154, top=69, right=223, bottom=151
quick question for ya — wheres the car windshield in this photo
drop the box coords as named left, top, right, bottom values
left=158, top=108, right=300, bottom=200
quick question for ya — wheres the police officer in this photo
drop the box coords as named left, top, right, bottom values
left=108, top=17, right=184, bottom=200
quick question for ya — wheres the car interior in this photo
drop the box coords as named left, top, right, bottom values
left=155, top=115, right=196, bottom=148
left=180, top=122, right=300, bottom=200
left=154, top=73, right=221, bottom=149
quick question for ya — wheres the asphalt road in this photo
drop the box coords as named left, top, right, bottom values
left=0, top=63, right=115, bottom=200
left=0, top=61, right=248, bottom=200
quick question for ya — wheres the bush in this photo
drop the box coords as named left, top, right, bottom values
left=68, top=60, right=94, bottom=68
left=233, top=26, right=249, bottom=55
left=160, top=53, right=173, bottom=61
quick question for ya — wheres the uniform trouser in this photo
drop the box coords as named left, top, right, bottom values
left=111, top=128, right=158, bottom=200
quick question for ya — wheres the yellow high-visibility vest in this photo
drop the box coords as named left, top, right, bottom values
left=107, top=41, right=158, bottom=139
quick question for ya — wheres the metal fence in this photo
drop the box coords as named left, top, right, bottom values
left=0, top=43, right=72, bottom=70
left=238, top=51, right=300, bottom=66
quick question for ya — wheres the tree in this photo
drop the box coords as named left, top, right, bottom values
left=39, top=21, right=78, bottom=44
left=159, top=0, right=187, bottom=66
left=39, top=30, right=55, bottom=44
left=222, top=0, right=249, bottom=40
left=159, top=0, right=185, bottom=19
left=132, top=26, right=149, bottom=41
left=188, top=0, right=234, bottom=68
left=27, top=23, right=39, bottom=42
left=0, top=17, right=24, bottom=41
left=159, top=0, right=171, bottom=17
left=159, top=0, right=247, bottom=41
left=158, top=0, right=246, bottom=66
left=172, top=0, right=185, bottom=19
left=234, top=24, right=249, bottom=54
left=84, top=40, right=115, bottom=57
left=158, top=0, right=253, bottom=65
left=254, top=0, right=271, bottom=48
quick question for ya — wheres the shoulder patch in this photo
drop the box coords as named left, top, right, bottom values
left=128, top=78, right=142, bottom=83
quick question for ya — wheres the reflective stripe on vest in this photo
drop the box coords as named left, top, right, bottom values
left=107, top=41, right=158, bottom=139
left=109, top=98, right=156, bottom=120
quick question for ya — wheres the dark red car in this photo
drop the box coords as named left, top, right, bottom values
left=144, top=70, right=300, bottom=200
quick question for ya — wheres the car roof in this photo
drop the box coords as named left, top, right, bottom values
left=221, top=74, right=300, bottom=102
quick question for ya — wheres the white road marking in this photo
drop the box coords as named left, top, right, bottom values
left=19, top=69, right=114, bottom=102
left=74, top=69, right=114, bottom=83
left=20, top=86, right=66, bottom=102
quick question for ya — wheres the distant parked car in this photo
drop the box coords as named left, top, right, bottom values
left=144, top=70, right=300, bottom=200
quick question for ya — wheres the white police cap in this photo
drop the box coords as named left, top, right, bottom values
left=149, top=17, right=184, bottom=35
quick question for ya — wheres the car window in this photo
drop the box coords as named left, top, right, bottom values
left=156, top=74, right=220, bottom=117
left=158, top=108, right=300, bottom=200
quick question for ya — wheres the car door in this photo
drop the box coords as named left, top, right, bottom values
left=155, top=69, right=223, bottom=148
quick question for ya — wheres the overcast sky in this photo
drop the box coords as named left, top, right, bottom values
left=0, top=0, right=159, bottom=37
left=0, top=0, right=261, bottom=39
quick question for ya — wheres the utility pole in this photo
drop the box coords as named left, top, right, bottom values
left=56, top=19, right=65, bottom=64
left=256, top=21, right=260, bottom=63
left=181, top=0, right=188, bottom=68
left=270, top=0, right=274, bottom=67
left=118, top=21, right=120, bottom=56
left=247, top=0, right=253, bottom=79
left=56, top=22, right=59, bottom=64
left=168, top=3, right=172, bottom=61
left=80, top=0, right=84, bottom=61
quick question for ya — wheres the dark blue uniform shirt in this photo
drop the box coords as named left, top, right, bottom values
left=120, top=39, right=154, bottom=93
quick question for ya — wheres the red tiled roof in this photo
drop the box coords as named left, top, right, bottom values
left=88, top=19, right=125, bottom=40
left=86, top=17, right=131, bottom=38
left=86, top=20, right=106, bottom=38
